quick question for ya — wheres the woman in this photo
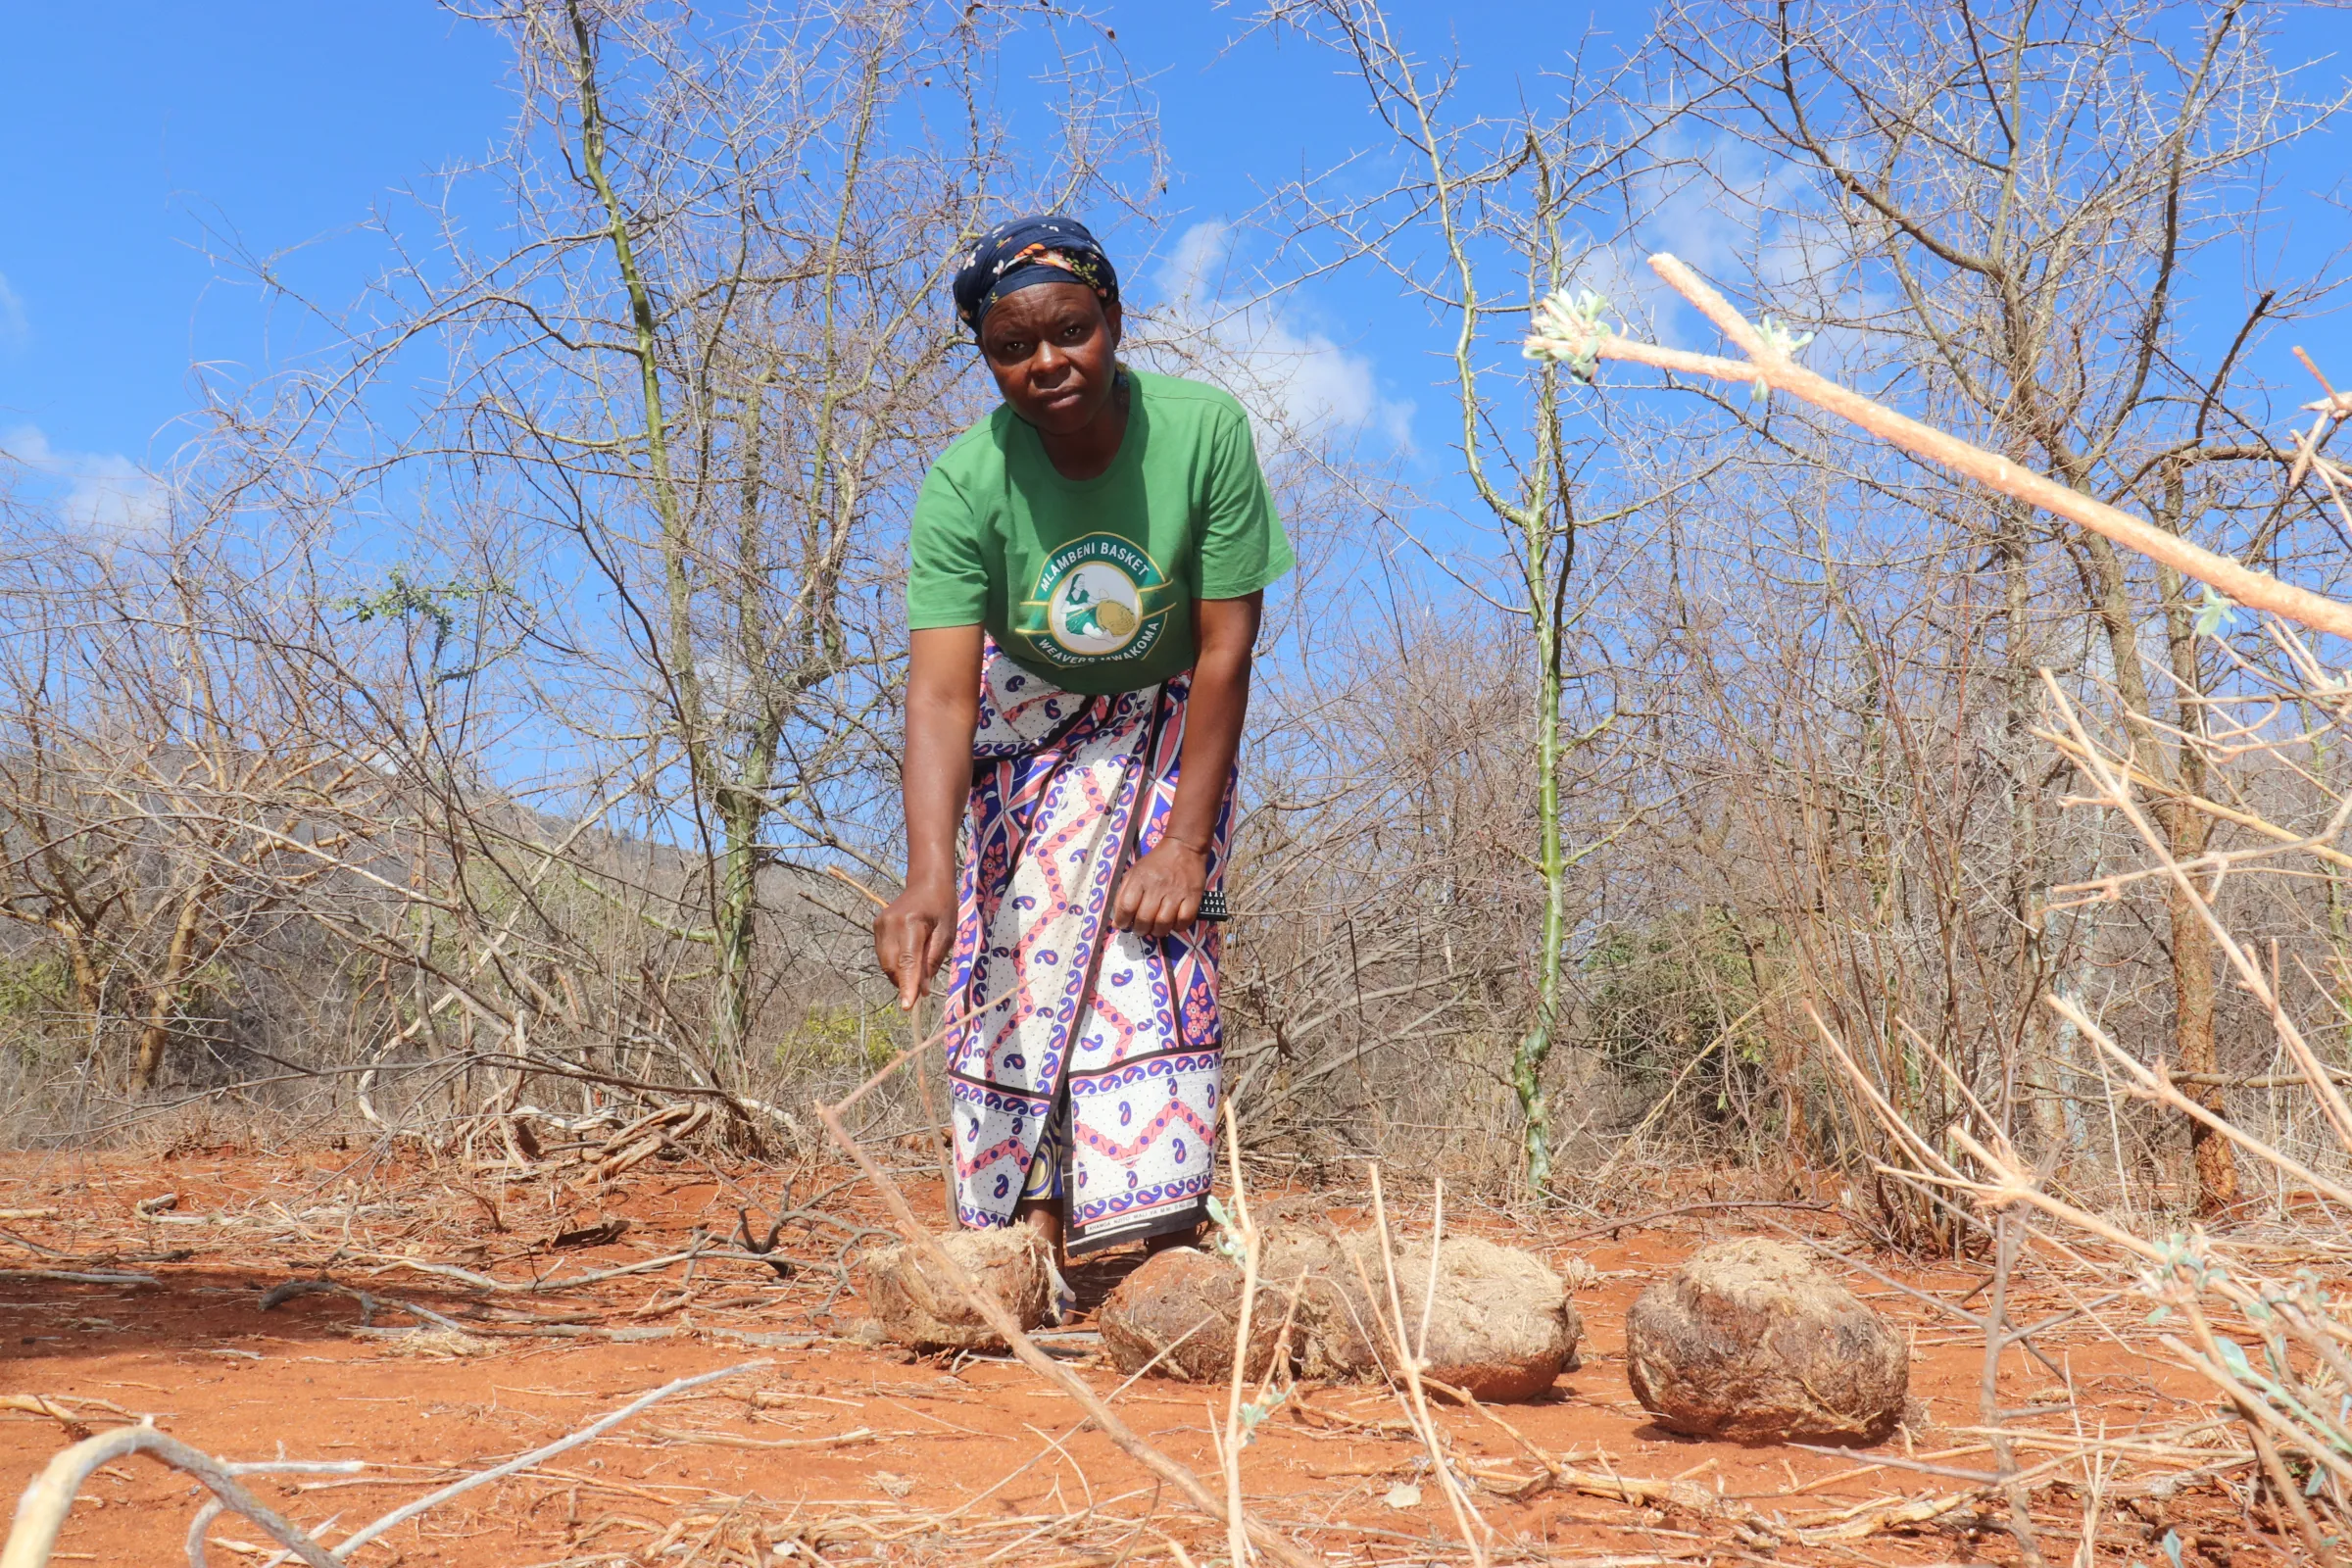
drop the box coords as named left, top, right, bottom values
left=874, top=216, right=1292, bottom=1260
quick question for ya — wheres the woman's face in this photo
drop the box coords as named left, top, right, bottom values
left=978, top=282, right=1124, bottom=437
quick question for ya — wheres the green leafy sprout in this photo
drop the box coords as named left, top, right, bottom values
left=1525, top=287, right=1613, bottom=385
left=2194, top=584, right=2240, bottom=637
left=1750, top=317, right=1815, bottom=402
left=1205, top=1195, right=1245, bottom=1260
left=338, top=567, right=509, bottom=685
left=1238, top=1385, right=1288, bottom=1446
left=2139, top=1234, right=2352, bottom=1479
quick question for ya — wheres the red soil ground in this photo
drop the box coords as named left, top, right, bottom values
left=0, top=1142, right=2291, bottom=1566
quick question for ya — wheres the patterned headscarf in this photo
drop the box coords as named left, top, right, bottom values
left=952, top=215, right=1119, bottom=337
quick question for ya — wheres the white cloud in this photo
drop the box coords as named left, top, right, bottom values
left=1132, top=220, right=1415, bottom=452
left=1568, top=129, right=1887, bottom=376
left=1, top=424, right=171, bottom=535
left=0, top=271, right=24, bottom=345
left=62, top=452, right=170, bottom=534
left=1165, top=220, right=1230, bottom=302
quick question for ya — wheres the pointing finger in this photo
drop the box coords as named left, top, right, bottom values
left=899, top=928, right=923, bottom=1009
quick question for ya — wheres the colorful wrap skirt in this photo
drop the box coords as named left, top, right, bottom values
left=944, top=644, right=1231, bottom=1254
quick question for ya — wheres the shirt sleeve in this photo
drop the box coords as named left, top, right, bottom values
left=906, top=459, right=989, bottom=628
left=1196, top=404, right=1296, bottom=599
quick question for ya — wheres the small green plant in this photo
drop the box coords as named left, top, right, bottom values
left=1748, top=316, right=1815, bottom=401
left=1204, top=1194, right=1246, bottom=1259
left=2194, top=583, right=2240, bottom=636
left=337, top=567, right=509, bottom=684
left=0, top=953, right=72, bottom=1021
left=1236, top=1384, right=1287, bottom=1446
left=773, top=1001, right=901, bottom=1069
left=1584, top=908, right=1764, bottom=1120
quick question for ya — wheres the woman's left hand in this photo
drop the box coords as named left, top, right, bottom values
left=1112, top=594, right=1255, bottom=945
left=1112, top=838, right=1208, bottom=941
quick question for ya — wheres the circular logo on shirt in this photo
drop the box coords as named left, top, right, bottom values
left=1027, top=534, right=1168, bottom=667
left=1049, top=562, right=1144, bottom=655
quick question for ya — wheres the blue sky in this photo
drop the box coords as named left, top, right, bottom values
left=0, top=2, right=1547, bottom=528
left=0, top=5, right=511, bottom=522
left=2, top=3, right=2346, bottom=537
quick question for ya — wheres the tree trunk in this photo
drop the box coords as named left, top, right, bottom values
left=2170, top=859, right=2236, bottom=1211
left=712, top=727, right=779, bottom=1064
left=132, top=890, right=209, bottom=1094
left=51, top=919, right=103, bottom=1021
left=2158, top=549, right=2237, bottom=1214
left=2082, top=533, right=2240, bottom=1211
left=1999, top=510, right=2066, bottom=1155
left=1511, top=585, right=1565, bottom=1193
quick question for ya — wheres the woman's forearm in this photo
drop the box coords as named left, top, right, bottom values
left=903, top=704, right=973, bottom=894
left=876, top=626, right=983, bottom=1006
left=1164, top=594, right=1260, bottom=852
left=902, top=627, right=984, bottom=888
left=1166, top=662, right=1246, bottom=851
left=1102, top=594, right=1260, bottom=940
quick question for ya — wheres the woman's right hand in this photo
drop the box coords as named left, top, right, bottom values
left=875, top=880, right=956, bottom=1010
left=885, top=625, right=984, bottom=1011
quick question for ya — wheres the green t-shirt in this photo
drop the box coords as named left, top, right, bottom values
left=906, top=369, right=1294, bottom=695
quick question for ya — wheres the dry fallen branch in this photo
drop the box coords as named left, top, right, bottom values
left=1525, top=255, right=2352, bottom=640
left=1421, top=1377, right=1788, bottom=1545
left=0, top=1426, right=354, bottom=1568
left=0, top=1361, right=769, bottom=1568
left=0, top=1268, right=159, bottom=1288
left=0, top=1395, right=125, bottom=1440
left=1357, top=1171, right=1491, bottom=1564
left=321, top=1359, right=769, bottom=1561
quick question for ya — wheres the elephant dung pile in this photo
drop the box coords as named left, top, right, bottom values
left=1099, top=1227, right=1581, bottom=1401
left=1366, top=1235, right=1587, bottom=1401
left=1098, top=1244, right=1289, bottom=1382
left=860, top=1226, right=1054, bottom=1351
left=1625, top=1238, right=1908, bottom=1443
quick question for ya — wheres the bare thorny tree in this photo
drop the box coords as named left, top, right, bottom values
left=1255, top=0, right=1705, bottom=1191
left=0, top=0, right=1157, bottom=1133
left=1217, top=0, right=2351, bottom=1218
left=1649, top=0, right=2352, bottom=1215
left=405, top=0, right=1156, bottom=1063
left=0, top=534, right=368, bottom=1099
left=3, top=0, right=2349, bottom=1264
